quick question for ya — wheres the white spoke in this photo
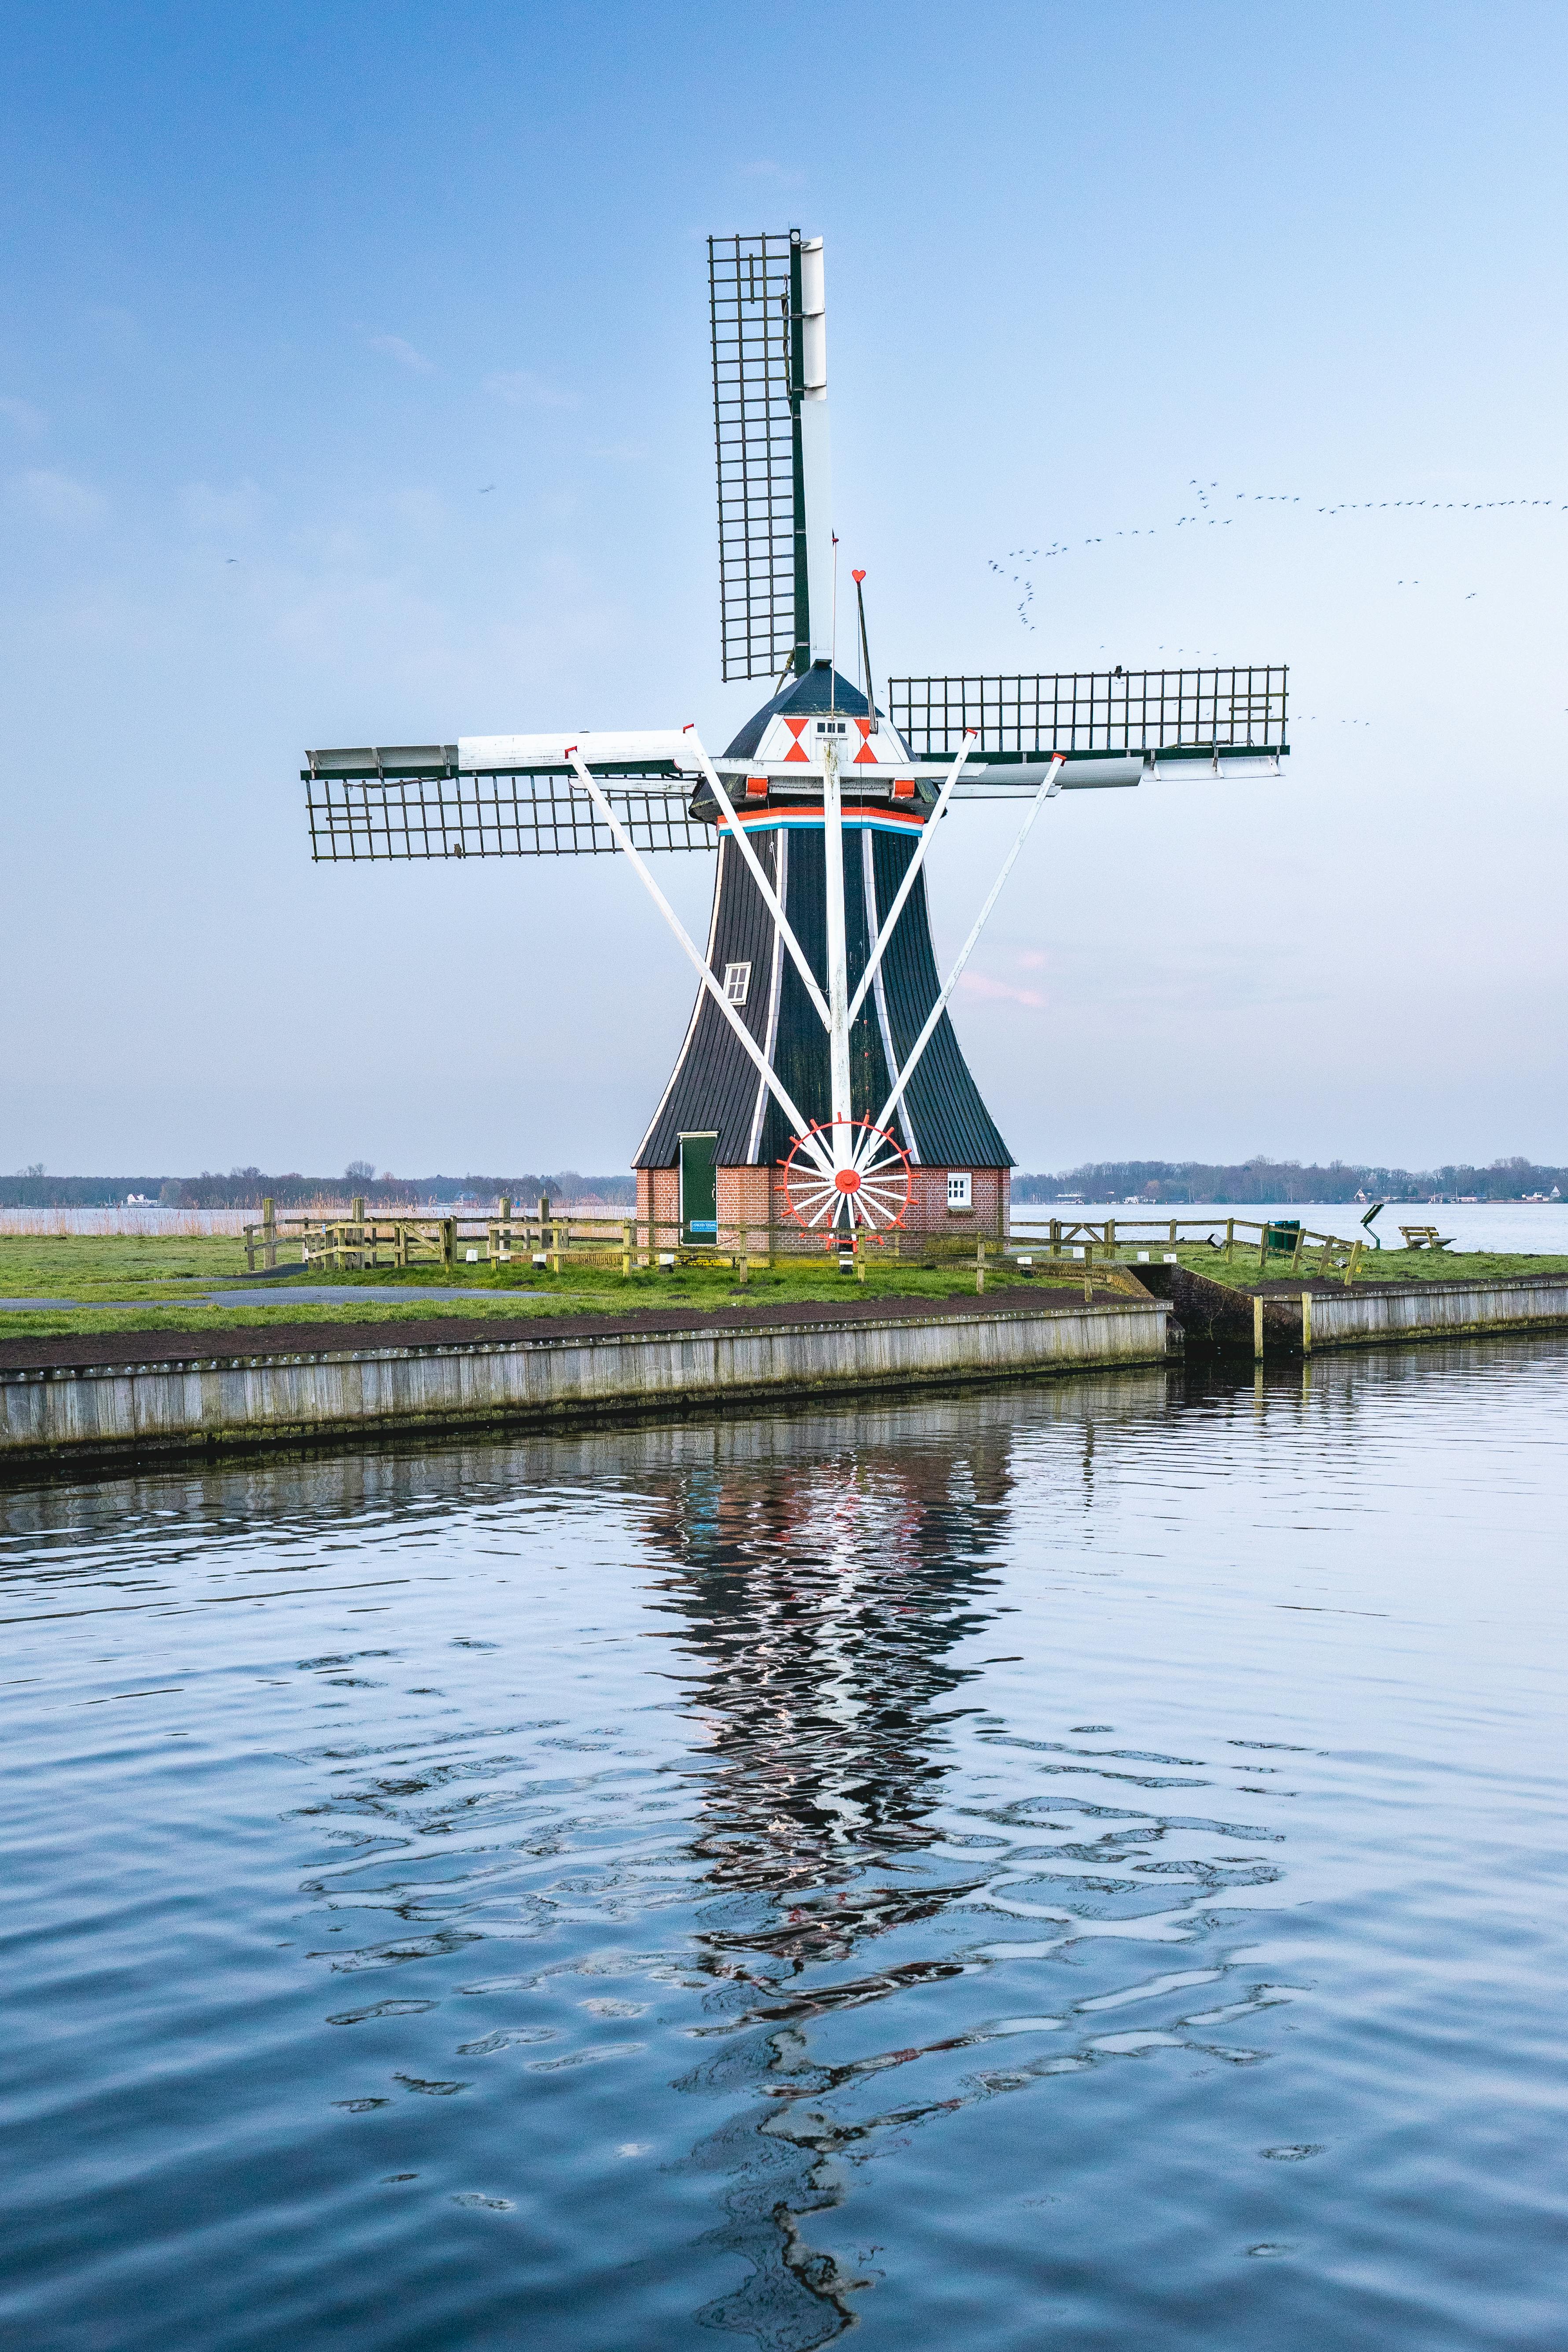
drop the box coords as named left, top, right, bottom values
left=781, top=1115, right=911, bottom=1240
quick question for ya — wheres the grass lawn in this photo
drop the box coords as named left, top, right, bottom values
left=0, top=1232, right=241, bottom=1298
left=4, top=1233, right=1564, bottom=1344
left=0, top=1234, right=1097, bottom=1340
left=1165, top=1242, right=1568, bottom=1286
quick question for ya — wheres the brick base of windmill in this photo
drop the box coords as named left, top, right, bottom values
left=635, top=1163, right=1010, bottom=1256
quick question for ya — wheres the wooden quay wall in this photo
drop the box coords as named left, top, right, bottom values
left=1303, top=1274, right=1568, bottom=1351
left=0, top=1299, right=1172, bottom=1471
left=1137, top=1263, right=1568, bottom=1355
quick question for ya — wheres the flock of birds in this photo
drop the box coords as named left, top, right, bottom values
left=988, top=475, right=1564, bottom=629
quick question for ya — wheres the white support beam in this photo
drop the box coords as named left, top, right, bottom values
left=564, top=748, right=833, bottom=1179
left=798, top=237, right=833, bottom=665
left=684, top=731, right=830, bottom=1030
left=821, top=741, right=852, bottom=1164
left=870, top=755, right=1066, bottom=1143
left=846, top=731, right=976, bottom=1027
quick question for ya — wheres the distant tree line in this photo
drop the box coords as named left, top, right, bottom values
left=7, top=1155, right=1563, bottom=1211
left=1011, top=1156, right=1566, bottom=1204
left=0, top=1166, right=637, bottom=1210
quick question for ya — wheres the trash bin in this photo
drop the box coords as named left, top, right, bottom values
left=1264, top=1219, right=1301, bottom=1255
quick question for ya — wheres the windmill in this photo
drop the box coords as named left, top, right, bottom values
left=302, top=230, right=1289, bottom=1253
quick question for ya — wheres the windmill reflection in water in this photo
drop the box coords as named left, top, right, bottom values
left=638, top=1416, right=1019, bottom=2345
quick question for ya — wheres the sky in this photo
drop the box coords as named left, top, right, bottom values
left=4, top=0, right=1567, bottom=1178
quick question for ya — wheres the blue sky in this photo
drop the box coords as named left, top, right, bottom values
left=4, top=1, right=1566, bottom=1175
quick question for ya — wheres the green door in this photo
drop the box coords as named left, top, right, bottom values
left=680, top=1134, right=718, bottom=1243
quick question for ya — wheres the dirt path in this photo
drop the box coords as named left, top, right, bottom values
left=0, top=1283, right=1134, bottom=1373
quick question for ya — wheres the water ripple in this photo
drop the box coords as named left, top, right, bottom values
left=2, top=1344, right=1567, bottom=2346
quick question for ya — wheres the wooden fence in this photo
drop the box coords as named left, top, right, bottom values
left=1010, top=1213, right=1365, bottom=1285
left=242, top=1199, right=1363, bottom=1287
left=243, top=1196, right=1013, bottom=1278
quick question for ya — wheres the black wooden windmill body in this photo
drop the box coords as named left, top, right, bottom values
left=303, top=230, right=1289, bottom=1247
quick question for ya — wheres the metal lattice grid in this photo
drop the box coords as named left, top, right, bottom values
left=888, top=667, right=1289, bottom=758
left=709, top=231, right=799, bottom=683
left=305, top=771, right=712, bottom=861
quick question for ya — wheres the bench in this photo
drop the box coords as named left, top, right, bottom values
left=1398, top=1224, right=1455, bottom=1251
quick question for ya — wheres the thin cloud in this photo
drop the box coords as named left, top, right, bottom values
left=181, top=478, right=265, bottom=533
left=12, top=468, right=105, bottom=527
left=483, top=368, right=578, bottom=411
left=369, top=333, right=436, bottom=375
left=0, top=397, right=46, bottom=436
left=958, top=972, right=1045, bottom=1010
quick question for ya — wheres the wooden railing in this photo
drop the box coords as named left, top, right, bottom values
left=241, top=1200, right=1365, bottom=1287
left=246, top=1198, right=1060, bottom=1281
left=1009, top=1213, right=1365, bottom=1285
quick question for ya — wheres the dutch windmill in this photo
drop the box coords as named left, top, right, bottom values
left=303, top=231, right=1289, bottom=1250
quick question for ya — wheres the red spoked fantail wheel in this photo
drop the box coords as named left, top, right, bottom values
left=780, top=1116, right=912, bottom=1240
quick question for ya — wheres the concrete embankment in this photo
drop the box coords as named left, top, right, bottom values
left=0, top=1298, right=1172, bottom=1470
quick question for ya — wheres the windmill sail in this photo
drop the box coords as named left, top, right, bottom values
left=709, top=230, right=807, bottom=683
left=890, top=666, right=1288, bottom=792
left=303, top=737, right=710, bottom=860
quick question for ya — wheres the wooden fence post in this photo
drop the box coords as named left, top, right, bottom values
left=1301, top=1289, right=1312, bottom=1352
left=1225, top=1217, right=1235, bottom=1262
left=1254, top=1294, right=1265, bottom=1361
left=1344, top=1238, right=1362, bottom=1287
left=262, top=1196, right=276, bottom=1271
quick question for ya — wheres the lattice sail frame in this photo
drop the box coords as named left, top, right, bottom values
left=890, top=666, right=1288, bottom=764
left=709, top=230, right=803, bottom=684
left=301, top=666, right=1290, bottom=862
left=304, top=755, right=709, bottom=861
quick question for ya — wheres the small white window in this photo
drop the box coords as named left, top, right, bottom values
left=813, top=718, right=848, bottom=737
left=947, top=1172, right=972, bottom=1210
left=723, top=961, right=751, bottom=1006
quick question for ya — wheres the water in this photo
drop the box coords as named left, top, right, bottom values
left=4, top=1343, right=1566, bottom=2348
